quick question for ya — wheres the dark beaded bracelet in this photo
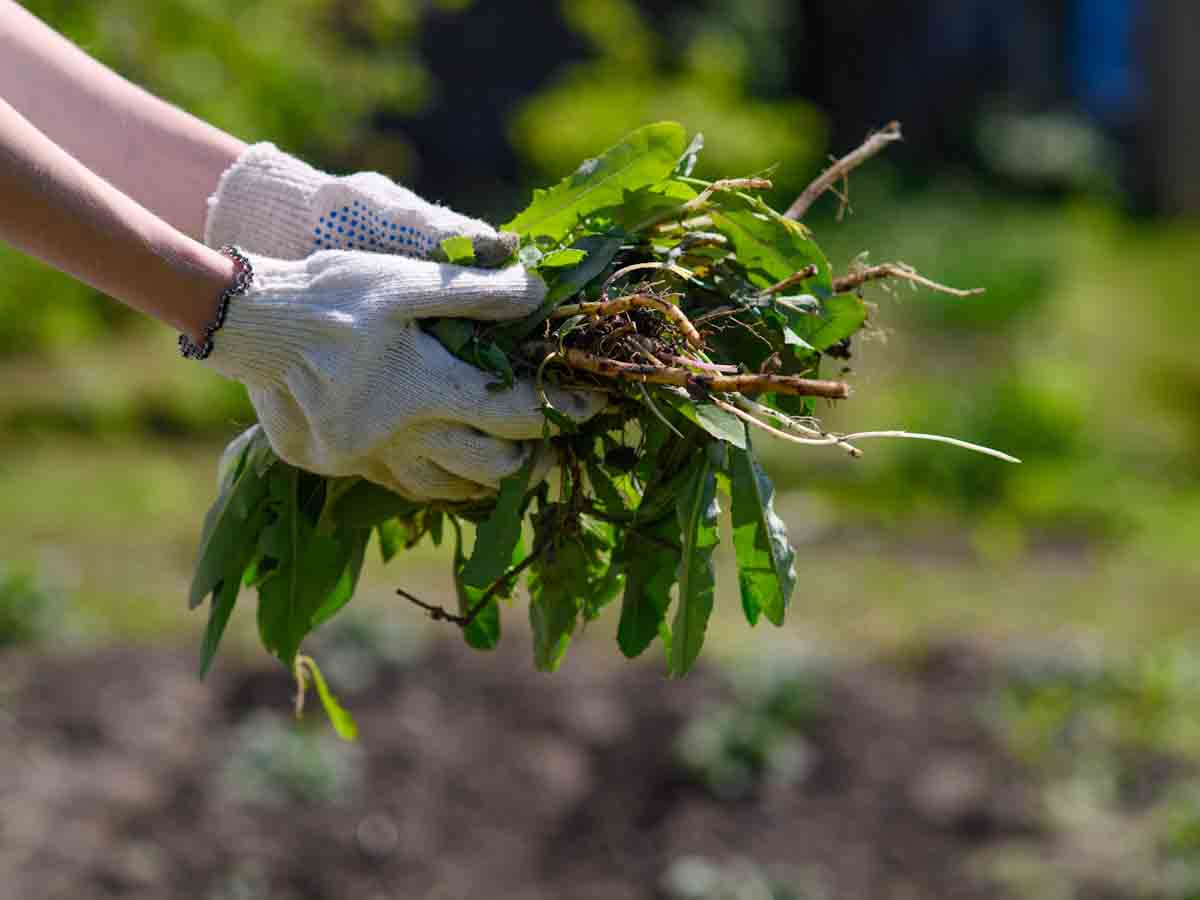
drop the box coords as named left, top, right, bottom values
left=178, top=245, right=254, bottom=360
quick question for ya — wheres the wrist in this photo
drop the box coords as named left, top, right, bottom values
left=177, top=246, right=252, bottom=360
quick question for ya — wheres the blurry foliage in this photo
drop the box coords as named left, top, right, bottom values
left=677, top=656, right=826, bottom=800
left=221, top=712, right=364, bottom=807
left=0, top=562, right=65, bottom=648
left=662, top=855, right=823, bottom=900
left=310, top=604, right=429, bottom=693
left=510, top=0, right=825, bottom=203
left=3, top=0, right=430, bottom=361
left=2, top=0, right=1199, bottom=566
left=995, top=648, right=1200, bottom=900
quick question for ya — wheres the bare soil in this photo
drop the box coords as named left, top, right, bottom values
left=0, top=636, right=1115, bottom=900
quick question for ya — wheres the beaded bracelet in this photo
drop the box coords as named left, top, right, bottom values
left=178, top=245, right=254, bottom=360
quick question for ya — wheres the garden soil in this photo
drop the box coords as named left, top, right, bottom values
left=0, top=636, right=1121, bottom=900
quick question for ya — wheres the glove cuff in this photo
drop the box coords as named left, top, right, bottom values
left=204, top=143, right=330, bottom=259
left=201, top=253, right=321, bottom=385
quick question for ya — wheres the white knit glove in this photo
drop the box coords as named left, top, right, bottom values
left=204, top=250, right=602, bottom=502
left=204, top=143, right=516, bottom=266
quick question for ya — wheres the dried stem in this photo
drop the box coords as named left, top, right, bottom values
left=713, top=397, right=863, bottom=457
left=530, top=344, right=850, bottom=399
left=785, top=121, right=903, bottom=220
left=731, top=396, right=862, bottom=457
left=656, top=352, right=739, bottom=374
left=550, top=292, right=703, bottom=348
left=634, top=178, right=773, bottom=232
left=397, top=542, right=546, bottom=629
left=601, top=261, right=692, bottom=298
left=728, top=396, right=1019, bottom=463
left=833, top=263, right=984, bottom=297
left=759, top=264, right=820, bottom=297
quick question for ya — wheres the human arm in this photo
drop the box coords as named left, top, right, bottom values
left=0, top=0, right=245, bottom=242
left=0, top=96, right=600, bottom=499
left=0, top=2, right=515, bottom=265
left=0, top=93, right=233, bottom=341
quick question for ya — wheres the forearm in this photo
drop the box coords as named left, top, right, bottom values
left=0, top=0, right=245, bottom=241
left=0, top=96, right=235, bottom=341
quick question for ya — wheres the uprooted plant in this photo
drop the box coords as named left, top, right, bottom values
left=189, top=121, right=1017, bottom=735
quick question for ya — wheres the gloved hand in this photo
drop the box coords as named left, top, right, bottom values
left=204, top=143, right=516, bottom=266
left=204, top=250, right=603, bottom=502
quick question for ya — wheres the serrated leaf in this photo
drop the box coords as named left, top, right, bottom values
left=505, top=122, right=687, bottom=241
left=588, top=181, right=699, bottom=232
left=440, top=235, right=476, bottom=265
left=709, top=194, right=832, bottom=297
left=669, top=452, right=721, bottom=677
left=729, top=443, right=797, bottom=627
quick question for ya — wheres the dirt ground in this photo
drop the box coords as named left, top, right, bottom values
left=0, top=633, right=1141, bottom=900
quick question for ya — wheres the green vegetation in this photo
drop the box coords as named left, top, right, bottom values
left=677, top=656, right=827, bottom=799
left=191, top=122, right=904, bottom=700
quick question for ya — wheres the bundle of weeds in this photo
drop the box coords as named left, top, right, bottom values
left=189, top=122, right=1015, bottom=735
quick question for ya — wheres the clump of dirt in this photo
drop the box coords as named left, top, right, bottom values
left=0, top=635, right=1137, bottom=900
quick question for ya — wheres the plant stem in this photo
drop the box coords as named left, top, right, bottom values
left=832, top=263, right=984, bottom=297
left=785, top=121, right=903, bottom=220
left=549, top=292, right=703, bottom=348
left=530, top=344, right=851, bottom=399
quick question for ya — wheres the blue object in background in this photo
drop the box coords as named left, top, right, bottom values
left=1071, top=0, right=1144, bottom=125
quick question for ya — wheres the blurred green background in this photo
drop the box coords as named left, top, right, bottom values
left=5, top=1, right=1200, bottom=897
left=4, top=0, right=1197, bottom=652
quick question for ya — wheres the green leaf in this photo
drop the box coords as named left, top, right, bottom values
left=477, top=342, right=515, bottom=389
left=729, top=443, right=797, bottom=627
left=331, top=480, right=422, bottom=530
left=616, top=513, right=681, bottom=659
left=672, top=400, right=748, bottom=450
left=669, top=450, right=721, bottom=677
left=256, top=467, right=358, bottom=667
left=427, top=318, right=476, bottom=356
left=311, top=526, right=370, bottom=627
left=675, top=132, right=705, bottom=177
left=297, top=655, right=358, bottom=741
left=787, top=293, right=868, bottom=352
left=198, top=501, right=270, bottom=678
left=527, top=510, right=618, bottom=671
left=440, top=235, right=476, bottom=265
left=538, top=248, right=588, bottom=269
left=451, top=518, right=503, bottom=650
left=709, top=193, right=832, bottom=297
left=588, top=181, right=699, bottom=232
left=189, top=426, right=275, bottom=609
left=504, top=122, right=688, bottom=241
left=492, top=234, right=623, bottom=345
left=460, top=459, right=534, bottom=591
